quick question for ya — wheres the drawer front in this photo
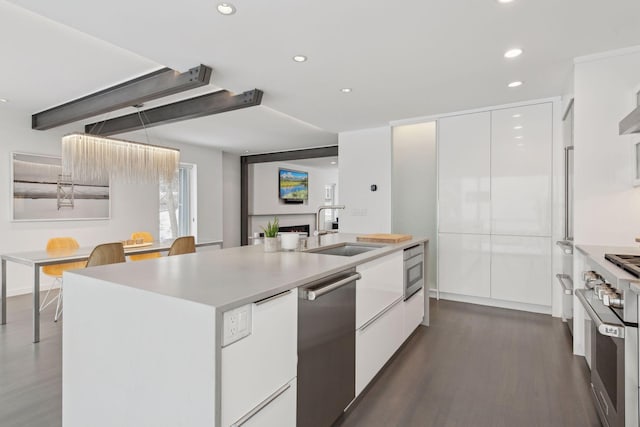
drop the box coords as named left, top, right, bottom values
left=221, top=291, right=297, bottom=426
left=238, top=379, right=296, bottom=427
left=403, top=289, right=424, bottom=340
left=356, top=299, right=404, bottom=396
left=356, top=252, right=403, bottom=329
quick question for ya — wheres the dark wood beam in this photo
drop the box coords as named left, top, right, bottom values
left=32, top=65, right=212, bottom=130
left=85, top=89, right=263, bottom=136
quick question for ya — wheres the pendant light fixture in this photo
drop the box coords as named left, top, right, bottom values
left=61, top=133, right=180, bottom=183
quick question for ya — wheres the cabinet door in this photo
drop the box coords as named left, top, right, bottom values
left=221, top=291, right=297, bottom=426
left=356, top=300, right=404, bottom=396
left=438, top=233, right=491, bottom=298
left=356, top=252, right=403, bottom=329
left=240, top=380, right=296, bottom=427
left=491, top=103, right=552, bottom=236
left=491, top=235, right=552, bottom=306
left=438, top=112, right=491, bottom=234
left=403, top=289, right=424, bottom=340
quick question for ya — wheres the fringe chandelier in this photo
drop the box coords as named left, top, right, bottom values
left=61, top=133, right=180, bottom=183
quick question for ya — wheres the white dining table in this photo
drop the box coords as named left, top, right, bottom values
left=0, top=239, right=223, bottom=343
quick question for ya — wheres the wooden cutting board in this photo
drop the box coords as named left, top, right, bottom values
left=357, top=233, right=412, bottom=243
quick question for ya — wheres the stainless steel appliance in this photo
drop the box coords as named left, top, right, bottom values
left=298, top=269, right=360, bottom=427
left=557, top=99, right=575, bottom=334
left=404, top=244, right=424, bottom=300
left=577, top=262, right=639, bottom=427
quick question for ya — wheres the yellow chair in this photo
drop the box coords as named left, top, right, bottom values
left=128, top=231, right=161, bottom=261
left=168, top=236, right=196, bottom=256
left=41, top=237, right=86, bottom=322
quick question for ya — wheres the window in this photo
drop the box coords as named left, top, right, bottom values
left=159, top=163, right=196, bottom=241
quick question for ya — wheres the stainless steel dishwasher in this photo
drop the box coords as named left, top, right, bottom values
left=298, top=268, right=360, bottom=427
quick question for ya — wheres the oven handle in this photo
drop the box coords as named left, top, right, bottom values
left=575, top=289, right=625, bottom=339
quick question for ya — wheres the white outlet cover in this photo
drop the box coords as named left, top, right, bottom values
left=222, top=304, right=252, bottom=347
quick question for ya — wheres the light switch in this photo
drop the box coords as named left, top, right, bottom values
left=222, top=304, right=252, bottom=347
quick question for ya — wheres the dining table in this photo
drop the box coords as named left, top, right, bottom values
left=0, top=239, right=223, bottom=343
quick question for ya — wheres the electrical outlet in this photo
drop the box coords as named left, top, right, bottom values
left=222, top=304, right=252, bottom=347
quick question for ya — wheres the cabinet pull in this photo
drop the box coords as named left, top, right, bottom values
left=231, top=382, right=291, bottom=427
left=254, top=290, right=292, bottom=306
left=555, top=274, right=573, bottom=295
left=358, top=297, right=403, bottom=332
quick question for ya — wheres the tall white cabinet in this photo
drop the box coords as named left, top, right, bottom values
left=438, top=102, right=553, bottom=309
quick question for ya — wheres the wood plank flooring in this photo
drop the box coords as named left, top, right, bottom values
left=338, top=299, right=600, bottom=427
left=0, top=295, right=599, bottom=427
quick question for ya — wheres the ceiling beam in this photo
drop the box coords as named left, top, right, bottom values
left=32, top=65, right=213, bottom=130
left=84, top=89, right=263, bottom=136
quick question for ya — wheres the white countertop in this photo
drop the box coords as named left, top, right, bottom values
left=576, top=244, right=640, bottom=286
left=67, top=234, right=428, bottom=311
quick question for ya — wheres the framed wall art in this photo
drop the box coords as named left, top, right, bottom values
left=11, top=152, right=110, bottom=221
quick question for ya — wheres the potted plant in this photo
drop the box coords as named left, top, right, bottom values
left=261, top=217, right=279, bottom=252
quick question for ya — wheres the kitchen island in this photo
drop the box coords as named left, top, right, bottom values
left=62, top=234, right=428, bottom=427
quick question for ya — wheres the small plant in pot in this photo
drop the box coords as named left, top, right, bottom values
left=261, top=217, right=279, bottom=252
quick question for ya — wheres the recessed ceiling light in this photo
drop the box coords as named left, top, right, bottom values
left=512, top=114, right=521, bottom=118
left=330, top=161, right=337, bottom=165
left=504, top=48, right=523, bottom=59
left=515, top=136, right=523, bottom=139
left=244, top=150, right=249, bottom=153
left=508, top=81, right=523, bottom=88
left=340, top=88, right=352, bottom=93
left=217, top=3, right=236, bottom=15
left=513, top=125, right=523, bottom=130
left=497, top=0, right=515, bottom=3
left=0, top=98, right=8, bottom=103
left=293, top=55, right=307, bottom=63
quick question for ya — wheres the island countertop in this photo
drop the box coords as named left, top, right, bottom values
left=576, top=244, right=640, bottom=288
left=66, top=233, right=428, bottom=312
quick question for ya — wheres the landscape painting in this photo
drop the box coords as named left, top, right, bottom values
left=12, top=152, right=110, bottom=221
left=279, top=168, right=309, bottom=201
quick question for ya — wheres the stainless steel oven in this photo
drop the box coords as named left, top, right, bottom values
left=404, top=244, right=424, bottom=300
left=577, top=268, right=638, bottom=427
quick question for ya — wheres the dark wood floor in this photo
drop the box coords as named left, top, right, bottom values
left=0, top=295, right=599, bottom=427
left=339, top=300, right=600, bottom=427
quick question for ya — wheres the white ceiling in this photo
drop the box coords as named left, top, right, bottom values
left=3, top=0, right=640, bottom=153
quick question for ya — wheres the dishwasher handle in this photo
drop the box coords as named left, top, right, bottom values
left=303, top=272, right=361, bottom=301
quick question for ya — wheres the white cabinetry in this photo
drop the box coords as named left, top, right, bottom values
left=356, top=299, right=404, bottom=396
left=438, top=233, right=491, bottom=298
left=356, top=252, right=404, bottom=329
left=438, top=112, right=491, bottom=234
left=437, top=102, right=553, bottom=310
left=403, top=289, right=424, bottom=340
left=491, top=103, right=552, bottom=236
left=238, top=380, right=297, bottom=427
left=491, top=236, right=552, bottom=306
left=221, top=291, right=297, bottom=427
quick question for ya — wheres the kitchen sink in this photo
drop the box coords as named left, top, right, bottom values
left=306, top=243, right=383, bottom=257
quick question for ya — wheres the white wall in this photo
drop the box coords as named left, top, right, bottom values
left=222, top=152, right=241, bottom=248
left=249, top=161, right=338, bottom=236
left=573, top=49, right=640, bottom=246
left=392, top=122, right=437, bottom=290
left=338, top=127, right=392, bottom=234
left=0, top=107, right=226, bottom=296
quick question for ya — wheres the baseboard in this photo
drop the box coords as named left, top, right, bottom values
left=7, top=283, right=57, bottom=298
left=429, top=291, right=552, bottom=315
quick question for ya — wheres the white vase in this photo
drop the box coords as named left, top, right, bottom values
left=263, top=237, right=279, bottom=252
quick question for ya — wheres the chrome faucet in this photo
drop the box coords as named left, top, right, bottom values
left=315, top=205, right=345, bottom=236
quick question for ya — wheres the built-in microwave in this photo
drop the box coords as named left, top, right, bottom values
left=404, top=244, right=424, bottom=300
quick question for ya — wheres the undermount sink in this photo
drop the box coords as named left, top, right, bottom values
left=306, top=243, right=383, bottom=257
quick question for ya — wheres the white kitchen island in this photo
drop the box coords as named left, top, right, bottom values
left=62, top=234, right=428, bottom=427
